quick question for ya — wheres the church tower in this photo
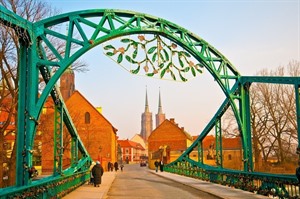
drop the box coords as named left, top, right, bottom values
left=140, top=88, right=153, bottom=142
left=60, top=68, right=75, bottom=101
left=156, top=89, right=165, bottom=127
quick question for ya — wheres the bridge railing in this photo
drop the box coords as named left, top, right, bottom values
left=0, top=171, right=89, bottom=199
left=165, top=163, right=299, bottom=198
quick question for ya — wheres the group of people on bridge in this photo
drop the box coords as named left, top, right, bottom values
left=108, top=161, right=124, bottom=172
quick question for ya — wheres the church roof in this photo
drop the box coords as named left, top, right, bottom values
left=150, top=118, right=193, bottom=141
left=66, top=90, right=118, bottom=133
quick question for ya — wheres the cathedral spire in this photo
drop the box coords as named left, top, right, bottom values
left=141, top=86, right=153, bottom=142
left=158, top=87, right=163, bottom=114
left=145, top=87, right=149, bottom=112
left=156, top=88, right=166, bottom=128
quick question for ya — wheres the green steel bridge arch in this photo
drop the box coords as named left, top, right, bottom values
left=1, top=6, right=300, bottom=198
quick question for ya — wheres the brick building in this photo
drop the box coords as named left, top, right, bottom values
left=190, top=135, right=243, bottom=170
left=117, top=139, right=146, bottom=164
left=148, top=118, right=193, bottom=169
left=40, top=69, right=118, bottom=172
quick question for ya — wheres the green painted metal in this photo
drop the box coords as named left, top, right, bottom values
left=54, top=104, right=63, bottom=175
left=295, top=85, right=300, bottom=155
left=16, top=42, right=29, bottom=187
left=197, top=141, right=203, bottom=163
left=240, top=82, right=253, bottom=171
left=215, top=119, right=222, bottom=168
left=1, top=5, right=300, bottom=199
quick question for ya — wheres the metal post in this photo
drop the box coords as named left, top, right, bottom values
left=294, top=85, right=300, bottom=157
left=215, top=119, right=223, bottom=168
left=16, top=42, right=27, bottom=186
left=240, top=83, right=253, bottom=171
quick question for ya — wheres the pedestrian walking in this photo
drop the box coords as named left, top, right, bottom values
left=114, top=161, right=119, bottom=172
left=108, top=162, right=111, bottom=172
left=110, top=162, right=114, bottom=171
left=159, top=160, right=164, bottom=172
left=88, top=162, right=96, bottom=185
left=91, top=161, right=104, bottom=187
left=154, top=160, right=159, bottom=172
left=120, top=164, right=124, bottom=172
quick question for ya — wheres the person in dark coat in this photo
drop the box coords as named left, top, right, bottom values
left=114, top=161, right=119, bottom=172
left=159, top=160, right=164, bottom=172
left=154, top=160, right=159, bottom=172
left=92, top=161, right=104, bottom=187
left=108, top=162, right=111, bottom=172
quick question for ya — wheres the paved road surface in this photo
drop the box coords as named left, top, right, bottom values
left=106, top=164, right=220, bottom=199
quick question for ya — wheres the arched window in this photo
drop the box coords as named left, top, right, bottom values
left=85, top=112, right=90, bottom=124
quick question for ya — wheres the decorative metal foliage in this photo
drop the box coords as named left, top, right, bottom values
left=103, top=34, right=203, bottom=82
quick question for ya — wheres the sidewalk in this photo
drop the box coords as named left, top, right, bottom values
left=63, top=169, right=270, bottom=199
left=62, top=171, right=117, bottom=199
left=150, top=170, right=269, bottom=199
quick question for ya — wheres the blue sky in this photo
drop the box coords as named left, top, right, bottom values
left=45, top=0, right=299, bottom=139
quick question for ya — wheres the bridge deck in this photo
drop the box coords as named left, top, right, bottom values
left=63, top=168, right=269, bottom=199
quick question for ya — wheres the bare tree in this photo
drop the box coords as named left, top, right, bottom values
left=222, top=60, right=300, bottom=172
left=0, top=0, right=88, bottom=187
left=250, top=61, right=299, bottom=172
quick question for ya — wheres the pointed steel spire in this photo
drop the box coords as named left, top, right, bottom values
left=145, top=86, right=149, bottom=112
left=158, top=87, right=163, bottom=114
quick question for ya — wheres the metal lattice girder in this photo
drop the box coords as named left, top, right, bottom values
left=215, top=119, right=222, bottom=168
left=31, top=10, right=245, bottom=166
left=0, top=5, right=91, bottom=188
left=32, top=10, right=243, bottom=133
left=54, top=104, right=63, bottom=175
left=2, top=4, right=300, bottom=198
left=0, top=6, right=33, bottom=43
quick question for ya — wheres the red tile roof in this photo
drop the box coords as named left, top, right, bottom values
left=118, top=139, right=145, bottom=150
left=194, top=135, right=241, bottom=150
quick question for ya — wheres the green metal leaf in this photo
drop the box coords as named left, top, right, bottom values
left=166, top=62, right=172, bottom=68
left=103, top=45, right=115, bottom=50
left=179, top=72, right=188, bottom=82
left=163, top=49, right=169, bottom=61
left=181, top=67, right=190, bottom=72
left=125, top=55, right=137, bottom=64
left=133, top=49, right=138, bottom=59
left=196, top=67, right=203, bottom=73
left=182, top=51, right=191, bottom=57
left=191, top=67, right=196, bottom=77
left=147, top=46, right=157, bottom=54
left=130, top=65, right=140, bottom=74
left=125, top=44, right=131, bottom=51
left=146, top=73, right=155, bottom=77
left=196, top=63, right=203, bottom=68
left=159, top=52, right=165, bottom=62
left=159, top=63, right=164, bottom=69
left=152, top=52, right=157, bottom=62
left=106, top=52, right=115, bottom=56
left=179, top=57, right=184, bottom=67
left=170, top=70, right=176, bottom=81
left=121, top=38, right=131, bottom=43
left=117, top=53, right=123, bottom=63
left=160, top=68, right=167, bottom=78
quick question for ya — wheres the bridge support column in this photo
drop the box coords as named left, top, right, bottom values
left=16, top=38, right=39, bottom=186
left=240, top=83, right=253, bottom=172
left=295, top=85, right=300, bottom=158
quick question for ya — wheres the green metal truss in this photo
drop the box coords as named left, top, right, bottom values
left=1, top=5, right=300, bottom=198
